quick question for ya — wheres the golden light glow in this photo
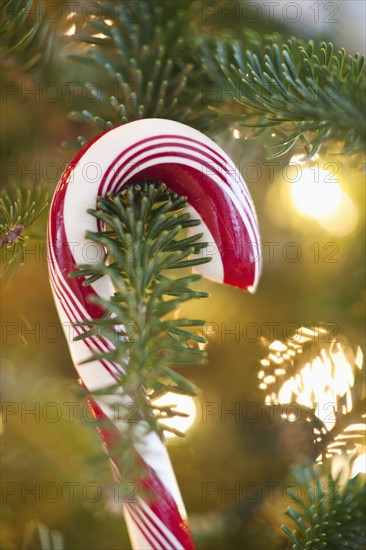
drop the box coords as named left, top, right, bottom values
left=287, top=155, right=359, bottom=236
left=276, top=342, right=356, bottom=430
left=290, top=156, right=342, bottom=219
left=260, top=331, right=363, bottom=428
left=318, top=191, right=359, bottom=236
left=153, top=392, right=197, bottom=440
left=269, top=340, right=288, bottom=352
left=260, top=331, right=365, bottom=470
left=233, top=129, right=241, bottom=139
left=281, top=412, right=297, bottom=423
left=65, top=23, right=76, bottom=36
left=351, top=452, right=366, bottom=477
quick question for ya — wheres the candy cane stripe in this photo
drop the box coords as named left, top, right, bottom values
left=125, top=504, right=160, bottom=550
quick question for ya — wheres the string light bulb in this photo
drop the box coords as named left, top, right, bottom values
left=259, top=327, right=365, bottom=467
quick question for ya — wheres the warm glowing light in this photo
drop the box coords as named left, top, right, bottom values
left=331, top=455, right=351, bottom=485
left=65, top=24, right=76, bottom=36
left=269, top=340, right=287, bottom=352
left=351, top=453, right=366, bottom=477
left=233, top=129, right=241, bottom=139
left=287, top=155, right=359, bottom=236
left=260, top=329, right=359, bottom=431
left=318, top=191, right=359, bottom=236
left=290, top=156, right=342, bottom=219
left=344, top=423, right=366, bottom=433
left=153, top=392, right=197, bottom=439
left=260, top=329, right=365, bottom=476
left=281, top=412, right=297, bottom=423
left=278, top=343, right=355, bottom=430
left=331, top=449, right=366, bottom=483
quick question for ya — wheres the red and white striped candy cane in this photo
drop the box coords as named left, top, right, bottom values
left=47, top=119, right=261, bottom=549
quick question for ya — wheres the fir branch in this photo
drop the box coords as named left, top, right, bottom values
left=0, top=0, right=56, bottom=73
left=201, top=35, right=366, bottom=159
left=71, top=181, right=211, bottom=440
left=282, top=464, right=366, bottom=549
left=66, top=0, right=223, bottom=147
left=0, top=187, right=48, bottom=277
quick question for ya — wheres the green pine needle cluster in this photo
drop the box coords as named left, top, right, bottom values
left=0, top=187, right=48, bottom=277
left=67, top=0, right=222, bottom=147
left=71, top=182, right=211, bottom=439
left=201, top=35, right=366, bottom=159
left=0, top=0, right=54, bottom=73
left=282, top=465, right=366, bottom=549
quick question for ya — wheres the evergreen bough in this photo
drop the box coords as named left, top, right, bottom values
left=201, top=35, right=366, bottom=158
left=282, top=465, right=366, bottom=549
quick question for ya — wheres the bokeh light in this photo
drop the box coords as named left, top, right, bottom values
left=290, top=157, right=342, bottom=219
left=261, top=335, right=358, bottom=431
left=259, top=330, right=365, bottom=466
left=352, top=452, right=366, bottom=477
left=152, top=392, right=197, bottom=440
left=286, top=155, right=359, bottom=236
left=318, top=191, right=359, bottom=236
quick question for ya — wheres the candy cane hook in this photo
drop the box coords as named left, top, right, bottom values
left=47, top=119, right=261, bottom=549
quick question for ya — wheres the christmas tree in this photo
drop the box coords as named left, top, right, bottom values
left=1, top=1, right=365, bottom=549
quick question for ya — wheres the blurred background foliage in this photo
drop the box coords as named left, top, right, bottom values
left=1, top=1, right=365, bottom=549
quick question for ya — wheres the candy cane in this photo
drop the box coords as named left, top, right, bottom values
left=47, top=119, right=261, bottom=549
